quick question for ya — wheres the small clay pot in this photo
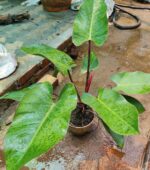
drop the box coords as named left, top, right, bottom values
left=41, top=0, right=72, bottom=12
left=69, top=113, right=97, bottom=136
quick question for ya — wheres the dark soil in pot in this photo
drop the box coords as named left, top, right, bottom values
left=70, top=103, right=94, bottom=127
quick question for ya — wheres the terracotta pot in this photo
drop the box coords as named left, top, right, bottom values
left=69, top=114, right=97, bottom=136
left=41, top=0, right=72, bottom=12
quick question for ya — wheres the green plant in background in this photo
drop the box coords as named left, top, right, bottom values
left=1, top=0, right=150, bottom=169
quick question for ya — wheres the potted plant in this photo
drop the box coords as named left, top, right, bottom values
left=41, top=0, right=72, bottom=12
left=1, top=0, right=150, bottom=170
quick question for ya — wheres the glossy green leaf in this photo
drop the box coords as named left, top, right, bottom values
left=22, top=44, right=76, bottom=75
left=73, top=0, right=108, bottom=46
left=103, top=123, right=124, bottom=148
left=4, top=82, right=77, bottom=170
left=0, top=83, right=42, bottom=101
left=123, top=95, right=145, bottom=114
left=111, top=72, right=150, bottom=94
left=82, top=88, right=139, bottom=135
left=81, top=52, right=99, bottom=74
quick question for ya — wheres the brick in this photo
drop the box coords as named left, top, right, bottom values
left=38, top=74, right=58, bottom=86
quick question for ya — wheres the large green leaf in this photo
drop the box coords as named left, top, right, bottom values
left=4, top=82, right=77, bottom=170
left=0, top=83, right=42, bottom=101
left=81, top=51, right=99, bottom=74
left=22, top=44, right=76, bottom=75
left=111, top=72, right=150, bottom=94
left=73, top=0, right=108, bottom=46
left=123, top=95, right=145, bottom=114
left=82, top=88, right=139, bottom=135
left=103, top=123, right=124, bottom=148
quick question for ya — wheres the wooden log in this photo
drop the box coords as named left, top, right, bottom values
left=0, top=12, right=30, bottom=25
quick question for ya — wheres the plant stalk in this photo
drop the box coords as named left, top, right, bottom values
left=85, top=40, right=92, bottom=92
left=67, top=70, right=82, bottom=103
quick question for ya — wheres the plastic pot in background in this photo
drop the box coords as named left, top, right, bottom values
left=0, top=44, right=17, bottom=80
left=41, top=0, right=72, bottom=12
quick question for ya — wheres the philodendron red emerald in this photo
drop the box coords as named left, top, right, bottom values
left=1, top=0, right=150, bottom=170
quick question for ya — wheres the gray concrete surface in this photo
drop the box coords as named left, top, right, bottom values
left=0, top=0, right=75, bottom=95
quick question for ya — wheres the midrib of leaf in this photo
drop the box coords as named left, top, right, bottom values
left=16, top=103, right=55, bottom=168
left=97, top=98, right=138, bottom=134
left=89, top=0, right=95, bottom=40
left=116, top=83, right=150, bottom=87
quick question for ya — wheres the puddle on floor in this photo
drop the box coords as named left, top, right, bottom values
left=26, top=157, right=66, bottom=170
left=25, top=152, right=85, bottom=170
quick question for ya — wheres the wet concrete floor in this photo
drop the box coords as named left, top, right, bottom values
left=0, top=0, right=150, bottom=169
